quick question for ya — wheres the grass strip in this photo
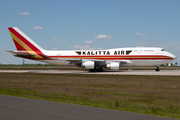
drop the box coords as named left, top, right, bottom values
left=0, top=73, right=180, bottom=118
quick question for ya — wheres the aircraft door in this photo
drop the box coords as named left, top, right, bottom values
left=137, top=47, right=142, bottom=53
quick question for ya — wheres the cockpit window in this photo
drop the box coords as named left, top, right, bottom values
left=161, top=49, right=166, bottom=51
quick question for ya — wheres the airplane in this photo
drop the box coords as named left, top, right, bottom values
left=7, top=27, right=176, bottom=72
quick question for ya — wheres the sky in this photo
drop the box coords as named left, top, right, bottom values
left=0, top=0, right=180, bottom=65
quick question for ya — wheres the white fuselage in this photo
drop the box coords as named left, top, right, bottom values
left=37, top=47, right=176, bottom=67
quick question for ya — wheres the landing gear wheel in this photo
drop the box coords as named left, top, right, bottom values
left=155, top=66, right=160, bottom=71
left=88, top=69, right=103, bottom=72
left=97, top=69, right=103, bottom=72
left=88, top=69, right=96, bottom=72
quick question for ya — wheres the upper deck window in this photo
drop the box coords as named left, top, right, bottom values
left=144, top=50, right=154, bottom=52
left=161, top=49, right=166, bottom=51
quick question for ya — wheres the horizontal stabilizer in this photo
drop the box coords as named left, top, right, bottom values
left=40, top=54, right=52, bottom=59
left=5, top=50, right=35, bottom=57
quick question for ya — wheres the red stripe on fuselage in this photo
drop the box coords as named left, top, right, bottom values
left=23, top=55, right=173, bottom=61
left=8, top=27, right=43, bottom=55
left=47, top=55, right=173, bottom=60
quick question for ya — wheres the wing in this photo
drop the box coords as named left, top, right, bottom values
left=58, top=58, right=129, bottom=67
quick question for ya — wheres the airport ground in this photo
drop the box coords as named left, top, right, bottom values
left=0, top=95, right=174, bottom=120
left=0, top=70, right=180, bottom=119
left=0, top=64, right=180, bottom=70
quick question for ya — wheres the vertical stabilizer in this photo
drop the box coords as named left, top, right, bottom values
left=8, top=27, right=44, bottom=53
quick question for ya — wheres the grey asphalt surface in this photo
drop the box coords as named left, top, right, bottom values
left=0, top=70, right=180, bottom=76
left=0, top=95, right=176, bottom=120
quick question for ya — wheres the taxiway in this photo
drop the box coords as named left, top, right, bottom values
left=0, top=95, right=175, bottom=120
left=0, top=70, right=180, bottom=76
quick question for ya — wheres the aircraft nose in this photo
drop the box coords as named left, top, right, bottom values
left=171, top=54, right=177, bottom=60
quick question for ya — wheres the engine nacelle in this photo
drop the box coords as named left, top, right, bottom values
left=106, top=62, right=120, bottom=70
left=82, top=61, right=95, bottom=69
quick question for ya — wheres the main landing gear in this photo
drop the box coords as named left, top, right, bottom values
left=88, top=69, right=104, bottom=72
left=155, top=66, right=160, bottom=72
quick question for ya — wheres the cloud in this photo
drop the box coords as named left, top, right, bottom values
left=135, top=33, right=149, bottom=36
left=175, top=49, right=179, bottom=51
left=33, top=26, right=43, bottom=29
left=69, top=46, right=90, bottom=50
left=94, top=34, right=114, bottom=40
left=54, top=37, right=57, bottom=40
left=64, top=23, right=70, bottom=26
left=69, top=46, right=104, bottom=50
left=18, top=12, right=30, bottom=15
left=85, top=40, right=92, bottom=44
left=43, top=37, right=58, bottom=41
left=90, top=48, right=104, bottom=50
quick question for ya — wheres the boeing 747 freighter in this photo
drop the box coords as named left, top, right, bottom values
left=7, top=27, right=176, bottom=72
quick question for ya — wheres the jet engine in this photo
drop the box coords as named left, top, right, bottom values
left=82, top=61, right=95, bottom=69
left=106, top=62, right=120, bottom=70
